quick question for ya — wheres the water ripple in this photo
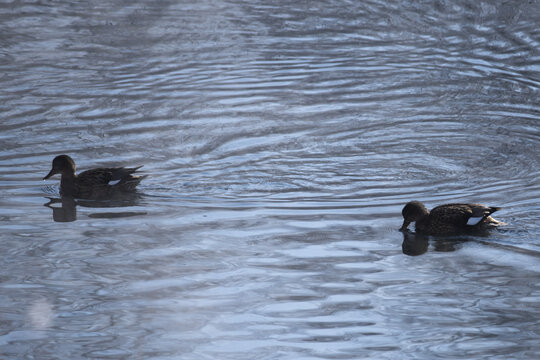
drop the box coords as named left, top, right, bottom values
left=1, top=0, right=539, bottom=359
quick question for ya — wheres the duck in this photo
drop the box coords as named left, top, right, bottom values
left=400, top=201, right=503, bottom=235
left=43, top=154, right=146, bottom=199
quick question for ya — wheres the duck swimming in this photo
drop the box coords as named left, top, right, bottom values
left=43, top=155, right=146, bottom=199
left=400, top=201, right=503, bottom=235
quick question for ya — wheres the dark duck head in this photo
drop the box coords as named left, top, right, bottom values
left=43, top=155, right=77, bottom=180
left=400, top=201, right=429, bottom=231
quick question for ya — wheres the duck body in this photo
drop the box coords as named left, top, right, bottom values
left=44, top=155, right=146, bottom=199
left=400, top=201, right=502, bottom=235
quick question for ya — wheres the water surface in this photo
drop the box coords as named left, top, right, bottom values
left=1, top=1, right=539, bottom=359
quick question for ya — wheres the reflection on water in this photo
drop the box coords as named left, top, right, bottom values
left=401, top=231, right=430, bottom=256
left=27, top=298, right=54, bottom=330
left=1, top=0, right=539, bottom=359
left=44, top=196, right=147, bottom=222
left=401, top=230, right=472, bottom=255
left=44, top=197, right=77, bottom=222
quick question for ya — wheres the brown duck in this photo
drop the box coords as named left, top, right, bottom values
left=43, top=155, right=146, bottom=199
left=400, top=201, right=503, bottom=235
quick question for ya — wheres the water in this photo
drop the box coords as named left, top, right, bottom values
left=1, top=0, right=539, bottom=359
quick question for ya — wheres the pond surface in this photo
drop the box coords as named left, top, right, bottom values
left=1, top=1, right=539, bottom=359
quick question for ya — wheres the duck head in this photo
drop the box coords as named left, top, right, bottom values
left=43, top=155, right=76, bottom=180
left=400, top=201, right=429, bottom=231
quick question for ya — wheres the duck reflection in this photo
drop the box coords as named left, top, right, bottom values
left=401, top=230, right=468, bottom=256
left=401, top=230, right=429, bottom=256
left=44, top=197, right=77, bottom=222
left=44, top=194, right=146, bottom=222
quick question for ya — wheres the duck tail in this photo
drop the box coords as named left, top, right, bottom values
left=124, top=165, right=144, bottom=175
left=119, top=174, right=147, bottom=191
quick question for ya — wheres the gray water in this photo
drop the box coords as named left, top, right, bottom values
left=1, top=1, right=539, bottom=359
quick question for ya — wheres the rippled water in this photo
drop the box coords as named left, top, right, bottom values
left=1, top=1, right=539, bottom=359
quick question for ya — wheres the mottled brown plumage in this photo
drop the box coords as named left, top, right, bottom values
left=400, top=201, right=503, bottom=235
left=43, top=155, right=146, bottom=199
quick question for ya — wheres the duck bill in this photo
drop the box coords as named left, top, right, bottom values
left=43, top=169, right=57, bottom=180
left=399, top=220, right=410, bottom=232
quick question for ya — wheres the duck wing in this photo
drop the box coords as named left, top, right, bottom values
left=430, top=203, right=500, bottom=227
left=107, top=166, right=144, bottom=181
left=78, top=166, right=143, bottom=185
left=73, top=166, right=145, bottom=198
left=77, top=168, right=114, bottom=186
left=463, top=204, right=501, bottom=225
